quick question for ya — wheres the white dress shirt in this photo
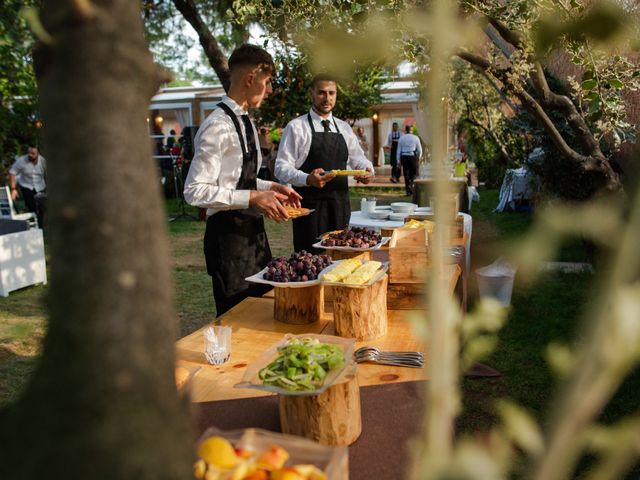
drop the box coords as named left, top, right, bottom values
left=183, top=96, right=272, bottom=216
left=396, top=133, right=423, bottom=162
left=275, top=109, right=374, bottom=187
left=9, top=155, right=46, bottom=192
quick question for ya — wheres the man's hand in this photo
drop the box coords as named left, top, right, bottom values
left=270, top=183, right=302, bottom=208
left=249, top=191, right=289, bottom=223
left=306, top=168, right=336, bottom=188
left=355, top=168, right=375, bottom=185
left=10, top=188, right=18, bottom=201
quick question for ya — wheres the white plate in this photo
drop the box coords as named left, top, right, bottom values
left=415, top=207, right=432, bottom=213
left=245, top=260, right=341, bottom=288
left=374, top=205, right=392, bottom=211
left=312, top=237, right=391, bottom=252
left=368, top=212, right=390, bottom=220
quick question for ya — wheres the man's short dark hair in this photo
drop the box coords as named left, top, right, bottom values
left=27, top=144, right=38, bottom=150
left=228, top=44, right=275, bottom=76
left=311, top=73, right=337, bottom=89
left=392, top=122, right=399, bottom=127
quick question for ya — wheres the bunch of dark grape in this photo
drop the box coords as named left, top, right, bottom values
left=263, top=251, right=333, bottom=282
left=321, top=226, right=382, bottom=248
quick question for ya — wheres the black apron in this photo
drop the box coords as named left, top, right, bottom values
left=292, top=114, right=350, bottom=253
left=204, top=103, right=271, bottom=316
left=390, top=131, right=400, bottom=166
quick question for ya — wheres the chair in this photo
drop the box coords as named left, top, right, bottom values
left=0, top=186, right=38, bottom=228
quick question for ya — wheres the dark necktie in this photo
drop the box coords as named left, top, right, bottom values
left=241, top=115, right=257, bottom=155
left=321, top=119, right=331, bottom=133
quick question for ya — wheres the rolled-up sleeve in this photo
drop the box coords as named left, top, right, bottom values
left=183, top=121, right=251, bottom=210
left=275, top=122, right=310, bottom=186
left=9, top=160, right=21, bottom=177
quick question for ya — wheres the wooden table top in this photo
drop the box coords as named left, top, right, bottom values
left=176, top=265, right=460, bottom=403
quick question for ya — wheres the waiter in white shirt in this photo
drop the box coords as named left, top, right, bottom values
left=9, top=144, right=47, bottom=226
left=396, top=125, right=422, bottom=196
left=275, top=74, right=374, bottom=252
left=183, top=45, right=301, bottom=316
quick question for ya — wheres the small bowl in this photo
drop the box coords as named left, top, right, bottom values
left=390, top=202, right=417, bottom=213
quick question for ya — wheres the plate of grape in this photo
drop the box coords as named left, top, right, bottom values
left=313, top=226, right=391, bottom=251
left=245, top=251, right=337, bottom=288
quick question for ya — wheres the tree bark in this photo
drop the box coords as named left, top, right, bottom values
left=0, top=1, right=193, bottom=478
left=171, top=0, right=231, bottom=92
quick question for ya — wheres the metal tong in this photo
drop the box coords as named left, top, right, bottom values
left=354, top=346, right=424, bottom=368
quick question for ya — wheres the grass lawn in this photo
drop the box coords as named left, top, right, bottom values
left=0, top=188, right=638, bottom=477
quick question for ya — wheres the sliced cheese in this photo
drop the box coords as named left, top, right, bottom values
left=322, top=258, right=362, bottom=283
left=342, top=261, right=382, bottom=285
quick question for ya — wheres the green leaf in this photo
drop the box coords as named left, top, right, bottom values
left=588, top=95, right=601, bottom=114
left=608, top=79, right=624, bottom=89
left=581, top=79, right=597, bottom=91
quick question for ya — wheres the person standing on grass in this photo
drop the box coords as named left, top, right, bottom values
left=9, top=144, right=46, bottom=227
left=275, top=74, right=374, bottom=253
left=396, top=125, right=422, bottom=196
left=183, top=44, right=301, bottom=317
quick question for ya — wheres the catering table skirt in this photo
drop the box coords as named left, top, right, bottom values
left=193, top=380, right=425, bottom=480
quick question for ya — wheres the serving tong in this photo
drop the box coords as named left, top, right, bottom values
left=354, top=346, right=424, bottom=368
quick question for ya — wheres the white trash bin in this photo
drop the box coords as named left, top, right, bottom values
left=475, top=257, right=517, bottom=306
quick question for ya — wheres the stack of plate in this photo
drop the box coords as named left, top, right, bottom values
left=390, top=202, right=417, bottom=214
left=368, top=210, right=390, bottom=220
left=389, top=212, right=411, bottom=222
left=414, top=206, right=432, bottom=214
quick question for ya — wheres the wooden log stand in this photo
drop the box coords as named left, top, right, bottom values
left=332, top=274, right=388, bottom=341
left=274, top=284, right=323, bottom=324
left=279, top=371, right=361, bottom=446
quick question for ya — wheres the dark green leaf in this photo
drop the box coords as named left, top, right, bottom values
left=608, top=79, right=623, bottom=89
left=582, top=70, right=594, bottom=80
left=581, top=79, right=597, bottom=91
left=588, top=95, right=601, bottom=114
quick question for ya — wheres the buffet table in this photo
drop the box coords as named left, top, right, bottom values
left=178, top=264, right=461, bottom=480
left=175, top=264, right=461, bottom=403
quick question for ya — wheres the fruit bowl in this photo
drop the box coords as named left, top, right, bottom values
left=196, top=427, right=348, bottom=480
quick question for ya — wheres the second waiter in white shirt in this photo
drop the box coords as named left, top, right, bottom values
left=183, top=45, right=301, bottom=316
left=275, top=74, right=374, bottom=252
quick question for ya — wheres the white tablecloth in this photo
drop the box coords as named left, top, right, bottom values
left=349, top=210, right=472, bottom=271
left=495, top=167, right=536, bottom=212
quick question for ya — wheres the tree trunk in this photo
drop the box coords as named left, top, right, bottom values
left=0, top=1, right=193, bottom=479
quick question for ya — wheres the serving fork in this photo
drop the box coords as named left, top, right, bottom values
left=354, top=346, right=424, bottom=368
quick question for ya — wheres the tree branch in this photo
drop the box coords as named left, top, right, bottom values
left=456, top=49, right=620, bottom=191
left=171, top=0, right=230, bottom=92
left=487, top=16, right=523, bottom=49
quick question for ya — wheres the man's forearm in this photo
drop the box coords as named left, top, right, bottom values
left=9, top=175, right=16, bottom=190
